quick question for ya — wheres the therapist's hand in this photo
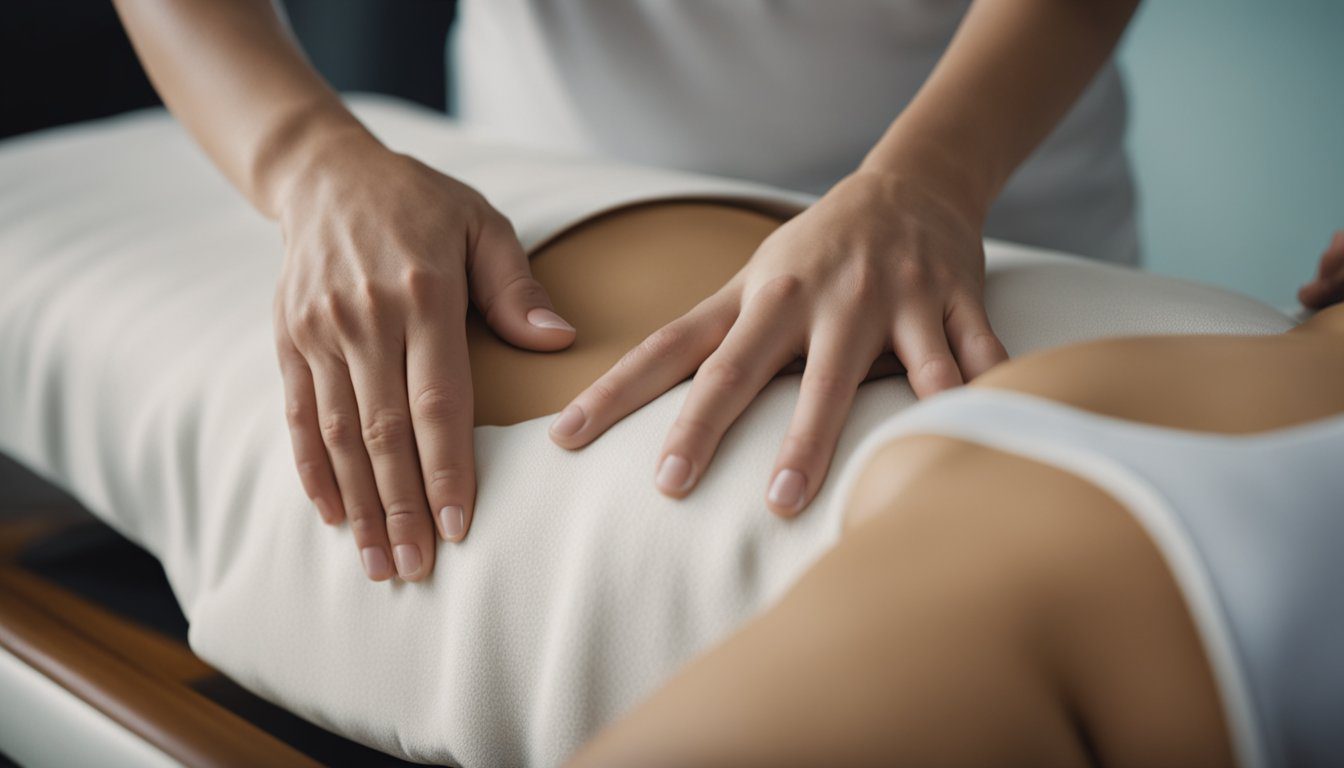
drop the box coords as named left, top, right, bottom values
left=1299, top=230, right=1344, bottom=309
left=273, top=139, right=575, bottom=581
left=549, top=169, right=1008, bottom=516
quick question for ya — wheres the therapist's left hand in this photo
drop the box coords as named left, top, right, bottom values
left=548, top=169, right=1009, bottom=516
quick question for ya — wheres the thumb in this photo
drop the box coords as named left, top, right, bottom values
left=468, top=216, right=576, bottom=351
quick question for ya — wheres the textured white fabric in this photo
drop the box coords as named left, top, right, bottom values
left=453, top=0, right=1138, bottom=263
left=0, top=97, right=1293, bottom=766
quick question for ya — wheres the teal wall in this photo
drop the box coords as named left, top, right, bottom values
left=1119, top=0, right=1343, bottom=309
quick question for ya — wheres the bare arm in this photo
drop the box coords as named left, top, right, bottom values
left=112, top=0, right=362, bottom=215
left=114, top=0, right=576, bottom=582
left=553, top=0, right=1140, bottom=519
left=864, top=0, right=1142, bottom=214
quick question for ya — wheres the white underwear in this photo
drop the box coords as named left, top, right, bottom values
left=830, top=387, right=1344, bottom=768
left=0, top=96, right=1294, bottom=766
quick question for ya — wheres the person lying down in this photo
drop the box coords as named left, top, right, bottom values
left=0, top=102, right=1327, bottom=767
left=573, top=258, right=1344, bottom=768
left=214, top=203, right=1344, bottom=768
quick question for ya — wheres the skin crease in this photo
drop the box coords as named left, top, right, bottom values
left=569, top=297, right=1344, bottom=768
left=114, top=0, right=1141, bottom=581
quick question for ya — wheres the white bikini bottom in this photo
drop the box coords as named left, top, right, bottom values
left=830, top=388, right=1344, bottom=768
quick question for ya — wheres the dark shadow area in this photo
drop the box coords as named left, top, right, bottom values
left=18, top=519, right=191, bottom=642
left=193, top=675, right=425, bottom=767
left=4, top=458, right=426, bottom=767
left=0, top=0, right=457, bottom=140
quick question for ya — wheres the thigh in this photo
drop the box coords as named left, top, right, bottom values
left=572, top=436, right=1233, bottom=768
left=845, top=437, right=1235, bottom=768
left=465, top=202, right=781, bottom=425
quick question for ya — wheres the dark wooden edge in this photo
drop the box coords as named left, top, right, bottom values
left=0, top=518, right=321, bottom=767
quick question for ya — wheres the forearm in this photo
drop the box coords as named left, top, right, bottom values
left=113, top=0, right=379, bottom=217
left=862, top=0, right=1140, bottom=217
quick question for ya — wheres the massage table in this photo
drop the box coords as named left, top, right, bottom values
left=0, top=95, right=1295, bottom=766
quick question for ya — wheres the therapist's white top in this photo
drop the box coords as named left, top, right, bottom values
left=453, top=0, right=1139, bottom=264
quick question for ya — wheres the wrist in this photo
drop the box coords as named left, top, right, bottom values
left=253, top=101, right=384, bottom=218
left=857, top=135, right=996, bottom=225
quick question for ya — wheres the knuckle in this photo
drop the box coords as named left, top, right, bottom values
left=479, top=272, right=539, bottom=322
left=914, top=354, right=961, bottom=385
left=506, top=275, right=547, bottom=307
left=803, top=369, right=854, bottom=400
left=894, top=259, right=932, bottom=290
left=319, top=411, right=360, bottom=448
left=426, top=463, right=471, bottom=495
left=284, top=399, right=314, bottom=429
left=476, top=210, right=521, bottom=248
left=754, top=274, right=804, bottom=305
left=382, top=501, right=424, bottom=525
left=637, top=323, right=689, bottom=362
left=413, top=384, right=466, bottom=424
left=402, top=268, right=444, bottom=307
left=490, top=211, right=521, bottom=240
left=612, top=346, right=644, bottom=375
left=585, top=379, right=621, bottom=410
left=321, top=291, right=363, bottom=337
left=294, top=459, right=326, bottom=484
left=697, top=357, right=747, bottom=392
left=846, top=260, right=885, bottom=301
left=964, top=331, right=1006, bottom=357
left=361, top=409, right=413, bottom=454
left=346, top=508, right=386, bottom=540
left=354, top=277, right=380, bottom=306
left=671, top=415, right=718, bottom=444
left=291, top=301, right=325, bottom=340
left=782, top=431, right=826, bottom=461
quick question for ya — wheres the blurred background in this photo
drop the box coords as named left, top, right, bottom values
left=1, top=0, right=1339, bottom=310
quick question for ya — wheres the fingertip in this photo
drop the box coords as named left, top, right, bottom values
left=655, top=453, right=697, bottom=498
left=548, top=403, right=590, bottom=448
left=437, top=504, right=469, bottom=543
left=1298, top=283, right=1316, bottom=307
left=766, top=496, right=810, bottom=519
left=766, top=468, right=808, bottom=517
left=314, top=497, right=344, bottom=525
left=512, top=307, right=576, bottom=352
left=391, top=543, right=421, bottom=581
left=1300, top=281, right=1327, bottom=309
left=361, top=546, right=395, bottom=582
left=526, top=307, right=575, bottom=333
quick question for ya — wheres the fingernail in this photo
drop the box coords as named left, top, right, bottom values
left=549, top=404, right=586, bottom=438
left=527, top=307, right=575, bottom=332
left=393, top=544, right=422, bottom=578
left=361, top=547, right=391, bottom=580
left=767, top=469, right=807, bottom=512
left=439, top=505, right=466, bottom=541
left=655, top=454, right=695, bottom=494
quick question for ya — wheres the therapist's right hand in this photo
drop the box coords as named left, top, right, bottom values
left=271, top=137, right=576, bottom=582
